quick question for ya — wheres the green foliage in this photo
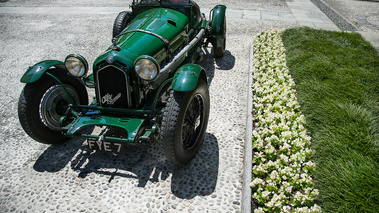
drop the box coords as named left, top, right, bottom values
left=282, top=27, right=379, bottom=212
left=252, top=29, right=321, bottom=212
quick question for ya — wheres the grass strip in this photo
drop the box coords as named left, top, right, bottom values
left=281, top=27, right=379, bottom=213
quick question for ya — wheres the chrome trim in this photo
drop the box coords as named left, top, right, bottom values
left=114, top=29, right=170, bottom=47
left=114, top=28, right=172, bottom=59
left=160, top=28, right=205, bottom=73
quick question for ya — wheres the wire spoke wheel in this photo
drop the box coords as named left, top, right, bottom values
left=160, top=79, right=210, bottom=165
left=182, top=94, right=204, bottom=150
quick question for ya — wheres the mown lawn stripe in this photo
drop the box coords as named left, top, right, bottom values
left=282, top=26, right=379, bottom=213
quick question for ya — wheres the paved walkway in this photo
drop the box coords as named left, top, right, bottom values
left=0, top=1, right=370, bottom=212
left=205, top=0, right=340, bottom=31
left=0, top=0, right=339, bottom=31
left=287, top=0, right=339, bottom=30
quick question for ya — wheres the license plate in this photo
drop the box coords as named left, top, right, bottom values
left=87, top=138, right=123, bottom=153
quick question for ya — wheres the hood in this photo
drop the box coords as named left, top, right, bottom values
left=94, top=8, right=189, bottom=70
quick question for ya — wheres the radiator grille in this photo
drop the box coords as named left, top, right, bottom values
left=97, top=65, right=129, bottom=108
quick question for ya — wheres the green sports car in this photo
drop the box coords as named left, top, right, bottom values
left=18, top=0, right=226, bottom=165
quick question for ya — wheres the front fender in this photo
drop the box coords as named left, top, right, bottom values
left=20, top=60, right=66, bottom=83
left=172, top=64, right=207, bottom=92
left=209, top=5, right=227, bottom=48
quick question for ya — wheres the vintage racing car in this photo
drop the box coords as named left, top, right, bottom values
left=18, top=0, right=226, bottom=165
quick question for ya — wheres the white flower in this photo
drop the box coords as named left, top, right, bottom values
left=254, top=207, right=265, bottom=213
left=281, top=131, right=292, bottom=140
left=283, top=206, right=291, bottom=213
left=294, top=207, right=311, bottom=213
left=251, top=178, right=265, bottom=188
left=310, top=204, right=322, bottom=212
left=265, top=145, right=276, bottom=155
left=312, top=189, right=320, bottom=197
left=251, top=29, right=320, bottom=212
left=253, top=192, right=261, bottom=199
left=280, top=143, right=291, bottom=152
left=262, top=191, right=270, bottom=198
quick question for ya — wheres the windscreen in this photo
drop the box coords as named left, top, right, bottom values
left=134, top=0, right=190, bottom=5
left=134, top=0, right=160, bottom=5
left=162, top=0, right=190, bottom=4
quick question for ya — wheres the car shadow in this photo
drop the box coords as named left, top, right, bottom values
left=198, top=48, right=235, bottom=86
left=170, top=133, right=219, bottom=198
left=33, top=133, right=219, bottom=199
left=33, top=138, right=85, bottom=172
left=215, top=50, right=236, bottom=71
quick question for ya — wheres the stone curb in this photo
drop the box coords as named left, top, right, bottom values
left=241, top=39, right=254, bottom=213
left=310, top=0, right=361, bottom=31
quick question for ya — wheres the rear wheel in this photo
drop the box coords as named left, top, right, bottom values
left=214, top=38, right=226, bottom=58
left=113, top=11, right=132, bottom=38
left=18, top=69, right=88, bottom=144
left=160, top=79, right=210, bottom=165
left=213, top=16, right=226, bottom=58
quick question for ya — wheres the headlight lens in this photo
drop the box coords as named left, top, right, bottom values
left=65, top=54, right=88, bottom=78
left=134, top=56, right=159, bottom=81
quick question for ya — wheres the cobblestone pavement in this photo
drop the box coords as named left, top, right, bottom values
left=311, top=0, right=379, bottom=51
left=0, top=0, right=337, bottom=212
left=320, top=0, right=379, bottom=32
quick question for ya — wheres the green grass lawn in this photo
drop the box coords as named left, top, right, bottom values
left=281, top=27, right=379, bottom=212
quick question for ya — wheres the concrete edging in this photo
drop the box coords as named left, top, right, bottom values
left=310, top=0, right=361, bottom=31
left=241, top=38, right=254, bottom=213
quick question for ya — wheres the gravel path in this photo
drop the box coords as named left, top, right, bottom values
left=0, top=0, right=300, bottom=212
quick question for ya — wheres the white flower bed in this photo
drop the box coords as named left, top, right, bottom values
left=251, top=29, right=322, bottom=213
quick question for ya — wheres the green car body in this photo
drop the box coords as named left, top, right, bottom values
left=18, top=0, right=226, bottom=165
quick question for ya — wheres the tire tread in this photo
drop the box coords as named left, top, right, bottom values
left=113, top=11, right=132, bottom=38
left=160, top=79, right=209, bottom=165
left=18, top=69, right=88, bottom=144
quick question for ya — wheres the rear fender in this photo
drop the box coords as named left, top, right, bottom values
left=172, top=64, right=207, bottom=92
left=209, top=5, right=227, bottom=48
left=20, top=60, right=66, bottom=83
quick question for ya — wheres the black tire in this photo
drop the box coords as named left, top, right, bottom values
left=213, top=17, right=226, bottom=58
left=18, top=69, right=88, bottom=144
left=214, top=38, right=226, bottom=58
left=160, top=79, right=210, bottom=165
left=113, top=11, right=132, bottom=38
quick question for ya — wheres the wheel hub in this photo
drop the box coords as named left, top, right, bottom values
left=40, top=85, right=80, bottom=131
left=194, top=115, right=201, bottom=130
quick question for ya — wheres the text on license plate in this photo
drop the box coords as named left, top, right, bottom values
left=88, top=138, right=123, bottom=153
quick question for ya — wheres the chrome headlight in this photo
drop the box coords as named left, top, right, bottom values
left=65, top=54, right=88, bottom=78
left=134, top=55, right=159, bottom=81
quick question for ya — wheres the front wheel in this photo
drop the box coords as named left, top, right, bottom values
left=160, top=79, right=210, bottom=165
left=18, top=69, right=88, bottom=144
